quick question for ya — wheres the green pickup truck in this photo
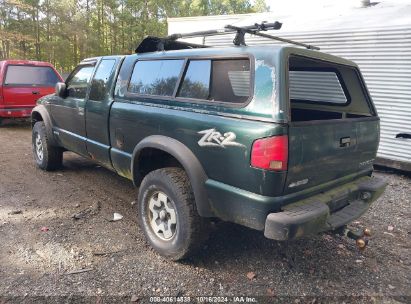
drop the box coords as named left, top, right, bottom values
left=31, top=34, right=387, bottom=260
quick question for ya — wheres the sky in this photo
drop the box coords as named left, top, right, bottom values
left=264, top=0, right=411, bottom=12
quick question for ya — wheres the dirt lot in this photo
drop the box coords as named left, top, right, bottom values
left=0, top=120, right=410, bottom=303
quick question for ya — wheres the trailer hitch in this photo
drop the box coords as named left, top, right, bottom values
left=336, top=227, right=371, bottom=251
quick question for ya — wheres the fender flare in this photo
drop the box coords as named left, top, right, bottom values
left=131, top=135, right=214, bottom=217
left=31, top=105, right=57, bottom=146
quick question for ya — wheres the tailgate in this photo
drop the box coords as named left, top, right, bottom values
left=285, top=118, right=379, bottom=194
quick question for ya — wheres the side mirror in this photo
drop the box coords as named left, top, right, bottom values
left=55, top=82, right=67, bottom=98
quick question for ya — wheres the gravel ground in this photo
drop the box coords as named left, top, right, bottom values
left=0, top=120, right=410, bottom=303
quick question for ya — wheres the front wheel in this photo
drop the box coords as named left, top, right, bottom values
left=138, top=167, right=209, bottom=260
left=32, top=121, right=63, bottom=171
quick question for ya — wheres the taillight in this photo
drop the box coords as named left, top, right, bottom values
left=250, top=135, right=288, bottom=171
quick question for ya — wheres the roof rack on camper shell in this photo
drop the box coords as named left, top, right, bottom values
left=135, top=21, right=320, bottom=53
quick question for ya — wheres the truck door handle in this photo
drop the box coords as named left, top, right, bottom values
left=32, top=91, right=40, bottom=95
left=340, top=137, right=351, bottom=147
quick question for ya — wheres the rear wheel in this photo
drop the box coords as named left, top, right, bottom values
left=32, top=121, right=63, bottom=171
left=138, top=167, right=209, bottom=260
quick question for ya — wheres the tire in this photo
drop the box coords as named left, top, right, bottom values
left=32, top=121, right=63, bottom=171
left=138, top=167, right=209, bottom=260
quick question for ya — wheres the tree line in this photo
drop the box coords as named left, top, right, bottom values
left=0, top=0, right=269, bottom=73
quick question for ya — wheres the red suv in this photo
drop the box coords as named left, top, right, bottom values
left=0, top=60, right=63, bottom=121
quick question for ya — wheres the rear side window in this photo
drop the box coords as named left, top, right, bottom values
left=129, top=60, right=184, bottom=96
left=289, top=70, right=348, bottom=104
left=89, top=59, right=116, bottom=101
left=4, top=65, right=60, bottom=86
left=177, top=59, right=250, bottom=103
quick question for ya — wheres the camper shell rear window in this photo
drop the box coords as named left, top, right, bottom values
left=289, top=69, right=350, bottom=105
left=288, top=55, right=374, bottom=122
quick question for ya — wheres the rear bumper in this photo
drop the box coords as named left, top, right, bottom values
left=264, top=176, right=387, bottom=240
left=0, top=107, right=33, bottom=118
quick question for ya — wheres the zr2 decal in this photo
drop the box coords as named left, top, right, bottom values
left=198, top=128, right=245, bottom=148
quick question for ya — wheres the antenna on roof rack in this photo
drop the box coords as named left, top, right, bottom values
left=135, top=21, right=320, bottom=53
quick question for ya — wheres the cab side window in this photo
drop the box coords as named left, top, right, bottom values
left=66, top=65, right=94, bottom=99
left=128, top=59, right=184, bottom=96
left=89, top=59, right=116, bottom=101
left=178, top=60, right=211, bottom=100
